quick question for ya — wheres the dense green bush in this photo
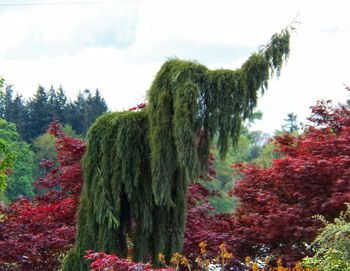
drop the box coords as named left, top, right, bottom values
left=303, top=203, right=350, bottom=271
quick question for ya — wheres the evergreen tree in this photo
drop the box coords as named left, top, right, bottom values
left=63, top=26, right=293, bottom=271
left=66, top=89, right=108, bottom=135
left=81, top=89, right=93, bottom=133
left=27, top=85, right=52, bottom=140
left=56, top=85, right=68, bottom=122
left=48, top=85, right=68, bottom=123
left=3, top=84, right=13, bottom=121
left=281, top=112, right=299, bottom=133
left=81, top=89, right=108, bottom=134
left=8, top=94, right=30, bottom=141
left=85, top=89, right=108, bottom=130
left=48, top=85, right=57, bottom=116
left=0, top=80, right=30, bottom=141
left=0, top=80, right=106, bottom=141
left=0, top=82, right=31, bottom=141
left=0, top=78, right=4, bottom=118
left=66, top=91, right=85, bottom=135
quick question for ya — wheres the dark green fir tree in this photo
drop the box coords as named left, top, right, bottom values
left=27, top=85, right=52, bottom=140
left=66, top=89, right=108, bottom=135
left=63, top=26, right=293, bottom=271
left=281, top=112, right=299, bottom=133
left=8, top=94, right=30, bottom=141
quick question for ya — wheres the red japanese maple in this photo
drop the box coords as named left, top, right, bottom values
left=230, top=99, right=350, bottom=263
left=182, top=98, right=350, bottom=267
left=0, top=120, right=85, bottom=270
left=84, top=251, right=175, bottom=271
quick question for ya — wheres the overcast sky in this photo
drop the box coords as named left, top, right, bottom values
left=0, top=0, right=349, bottom=134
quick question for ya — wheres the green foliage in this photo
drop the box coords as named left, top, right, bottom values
left=8, top=94, right=30, bottom=140
left=303, top=203, right=350, bottom=271
left=1, top=82, right=108, bottom=142
left=277, top=112, right=300, bottom=134
left=32, top=124, right=81, bottom=179
left=6, top=141, right=34, bottom=201
left=64, top=27, right=292, bottom=271
left=0, top=119, right=34, bottom=200
left=254, top=139, right=276, bottom=168
left=61, top=123, right=82, bottom=138
left=208, top=190, right=237, bottom=213
left=66, top=89, right=109, bottom=135
left=0, top=191, right=10, bottom=205
left=0, top=80, right=31, bottom=141
left=0, top=80, right=16, bottom=192
left=27, top=85, right=53, bottom=140
left=34, top=133, right=57, bottom=160
left=0, top=77, right=4, bottom=118
left=0, top=138, right=16, bottom=192
left=206, top=130, right=274, bottom=213
left=48, top=85, right=67, bottom=123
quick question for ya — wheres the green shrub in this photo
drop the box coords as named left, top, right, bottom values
left=303, top=203, right=350, bottom=271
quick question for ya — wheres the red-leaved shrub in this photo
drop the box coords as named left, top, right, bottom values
left=0, top=120, right=85, bottom=270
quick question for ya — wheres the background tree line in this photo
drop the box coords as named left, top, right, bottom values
left=0, top=83, right=108, bottom=142
left=0, top=81, right=108, bottom=203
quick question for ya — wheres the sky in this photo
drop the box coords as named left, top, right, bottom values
left=0, top=0, right=349, bottom=134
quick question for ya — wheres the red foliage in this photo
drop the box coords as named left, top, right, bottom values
left=230, top=99, right=350, bottom=263
left=128, top=102, right=147, bottom=111
left=183, top=99, right=350, bottom=267
left=2, top=98, right=350, bottom=269
left=184, top=184, right=220, bottom=256
left=0, top=120, right=85, bottom=270
left=184, top=184, right=248, bottom=271
left=84, top=251, right=175, bottom=271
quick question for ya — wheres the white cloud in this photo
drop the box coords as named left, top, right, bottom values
left=250, top=6, right=350, bottom=133
left=1, top=0, right=350, bottom=134
left=135, top=0, right=297, bottom=45
left=1, top=47, right=159, bottom=110
left=0, top=2, right=138, bottom=60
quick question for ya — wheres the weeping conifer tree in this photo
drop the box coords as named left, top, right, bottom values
left=63, top=26, right=293, bottom=270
